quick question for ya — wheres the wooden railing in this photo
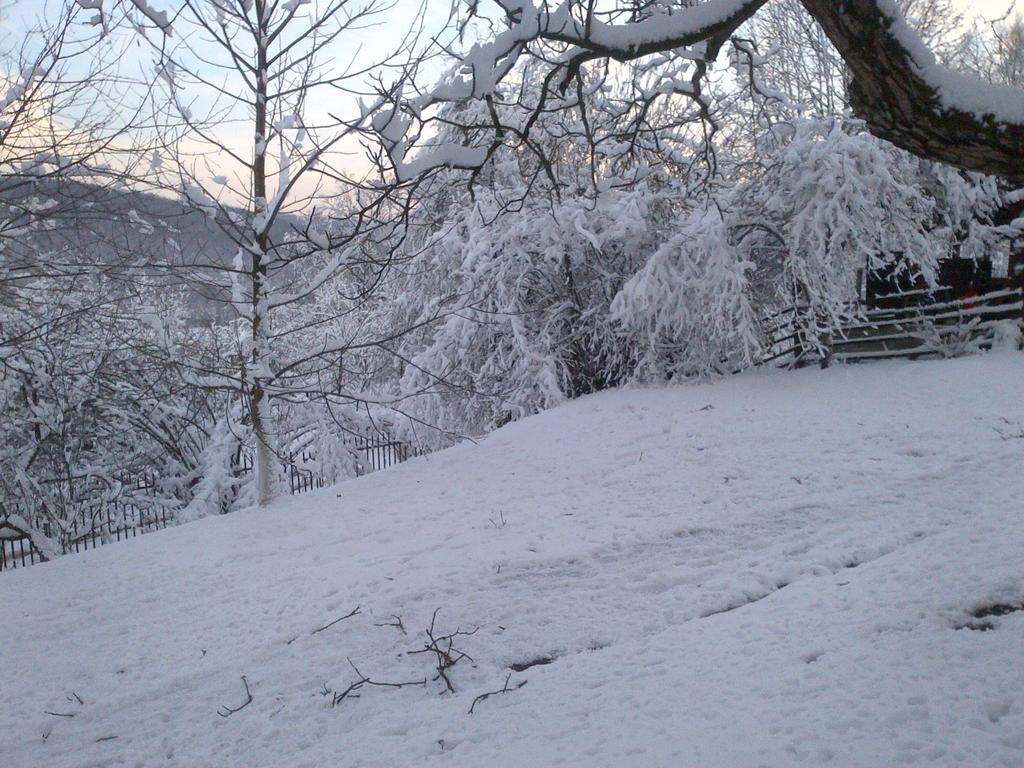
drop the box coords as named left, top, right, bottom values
left=824, top=288, right=1022, bottom=365
left=759, top=288, right=1023, bottom=368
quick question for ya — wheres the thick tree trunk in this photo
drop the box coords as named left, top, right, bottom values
left=800, top=0, right=1024, bottom=181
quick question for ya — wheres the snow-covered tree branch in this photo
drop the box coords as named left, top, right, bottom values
left=376, top=0, right=1024, bottom=182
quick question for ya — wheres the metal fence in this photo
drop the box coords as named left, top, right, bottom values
left=1, top=494, right=171, bottom=572
left=1, top=432, right=420, bottom=573
left=347, top=431, right=422, bottom=474
left=0, top=536, right=38, bottom=571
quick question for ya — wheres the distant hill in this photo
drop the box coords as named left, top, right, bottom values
left=1, top=177, right=309, bottom=323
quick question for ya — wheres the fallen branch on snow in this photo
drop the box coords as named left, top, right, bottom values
left=468, top=673, right=527, bottom=714
left=328, top=658, right=425, bottom=707
left=374, top=614, right=407, bottom=634
left=311, top=605, right=361, bottom=636
left=217, top=676, right=253, bottom=718
left=287, top=605, right=362, bottom=644
left=407, top=608, right=478, bottom=694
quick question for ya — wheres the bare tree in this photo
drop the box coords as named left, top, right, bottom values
left=993, top=14, right=1024, bottom=87
left=750, top=0, right=970, bottom=117
left=107, top=0, right=438, bottom=505
left=963, top=9, right=1024, bottom=88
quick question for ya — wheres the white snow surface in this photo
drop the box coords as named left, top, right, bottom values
left=3, top=354, right=1024, bottom=767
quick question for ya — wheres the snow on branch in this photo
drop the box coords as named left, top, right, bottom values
left=77, top=0, right=173, bottom=34
left=373, top=0, right=764, bottom=179
left=0, top=66, right=49, bottom=115
left=373, top=90, right=489, bottom=182
left=377, top=0, right=1024, bottom=182
left=491, top=0, right=765, bottom=56
left=128, top=0, right=172, bottom=33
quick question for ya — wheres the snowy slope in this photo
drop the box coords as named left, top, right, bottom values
left=2, top=354, right=1024, bottom=768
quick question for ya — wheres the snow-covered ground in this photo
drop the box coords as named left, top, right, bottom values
left=3, top=354, right=1024, bottom=768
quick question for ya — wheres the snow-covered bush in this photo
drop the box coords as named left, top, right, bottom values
left=727, top=117, right=1002, bottom=325
left=362, top=65, right=700, bottom=439
left=389, top=181, right=673, bottom=436
left=611, top=206, right=760, bottom=378
left=366, top=108, right=1007, bottom=441
left=0, top=268, right=250, bottom=551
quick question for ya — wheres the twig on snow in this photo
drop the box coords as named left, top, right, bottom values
left=289, top=605, right=363, bottom=644
left=995, top=418, right=1024, bottom=440
left=310, top=606, right=362, bottom=636
left=468, top=673, right=527, bottom=714
left=329, top=658, right=426, bottom=707
left=217, top=676, right=253, bottom=718
left=374, top=614, right=407, bottom=634
left=407, top=608, right=478, bottom=693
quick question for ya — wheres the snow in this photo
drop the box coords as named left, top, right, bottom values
left=546, top=0, right=757, bottom=50
left=373, top=89, right=489, bottom=182
left=127, top=0, right=172, bottom=34
left=3, top=354, right=1024, bottom=767
left=390, top=0, right=762, bottom=176
left=0, top=66, right=48, bottom=115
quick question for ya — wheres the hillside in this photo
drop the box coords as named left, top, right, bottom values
left=1, top=179, right=307, bottom=322
left=1, top=354, right=1023, bottom=767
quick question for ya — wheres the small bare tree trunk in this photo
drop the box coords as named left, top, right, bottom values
left=250, top=0, right=273, bottom=507
left=251, top=383, right=274, bottom=506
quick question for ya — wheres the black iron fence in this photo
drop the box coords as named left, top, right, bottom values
left=1, top=432, right=421, bottom=573
left=347, top=431, right=422, bottom=475
left=1, top=494, right=171, bottom=572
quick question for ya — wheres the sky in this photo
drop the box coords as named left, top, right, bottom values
left=2, top=0, right=1014, bottom=26
left=3, top=0, right=1016, bottom=68
left=1, top=0, right=454, bottom=205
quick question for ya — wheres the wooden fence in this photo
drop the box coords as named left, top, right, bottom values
left=760, top=288, right=1024, bottom=368
left=1, top=432, right=420, bottom=574
left=824, top=288, right=1022, bottom=364
left=759, top=304, right=814, bottom=368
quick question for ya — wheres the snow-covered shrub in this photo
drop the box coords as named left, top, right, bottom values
left=362, top=111, right=1005, bottom=440
left=611, top=206, right=760, bottom=378
left=360, top=134, right=713, bottom=437
left=389, top=181, right=672, bottom=436
left=177, top=412, right=250, bottom=523
left=349, top=64, right=701, bottom=439
left=0, top=270, right=247, bottom=550
left=728, top=117, right=1002, bottom=330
